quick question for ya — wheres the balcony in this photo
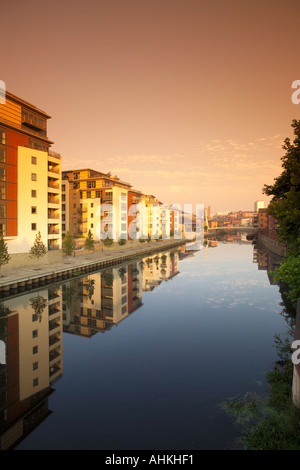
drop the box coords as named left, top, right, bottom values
left=102, top=195, right=113, bottom=202
left=48, top=196, right=59, bottom=205
left=49, top=334, right=61, bottom=347
left=48, top=242, right=60, bottom=250
left=22, top=113, right=45, bottom=130
left=48, top=211, right=60, bottom=220
left=48, top=165, right=60, bottom=175
left=48, top=180, right=60, bottom=190
left=48, top=227, right=59, bottom=235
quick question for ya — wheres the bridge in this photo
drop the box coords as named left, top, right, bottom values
left=207, top=226, right=257, bottom=231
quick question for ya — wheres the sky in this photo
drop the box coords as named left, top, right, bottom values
left=1, top=0, right=300, bottom=213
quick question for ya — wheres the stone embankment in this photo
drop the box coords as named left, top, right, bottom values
left=257, top=233, right=286, bottom=257
left=0, top=239, right=187, bottom=296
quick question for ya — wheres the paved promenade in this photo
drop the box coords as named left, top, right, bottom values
left=0, top=239, right=186, bottom=293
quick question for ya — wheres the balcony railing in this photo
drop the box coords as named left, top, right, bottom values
left=48, top=212, right=60, bottom=219
left=48, top=197, right=59, bottom=204
left=48, top=228, right=60, bottom=235
left=48, top=243, right=60, bottom=250
left=48, top=181, right=60, bottom=190
left=48, top=166, right=60, bottom=175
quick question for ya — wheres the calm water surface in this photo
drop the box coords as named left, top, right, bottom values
left=0, top=241, right=288, bottom=450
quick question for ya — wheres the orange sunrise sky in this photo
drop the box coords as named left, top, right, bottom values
left=1, top=0, right=300, bottom=213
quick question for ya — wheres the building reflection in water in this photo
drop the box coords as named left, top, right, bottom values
left=0, top=249, right=180, bottom=448
left=0, top=286, right=63, bottom=450
left=253, top=242, right=300, bottom=409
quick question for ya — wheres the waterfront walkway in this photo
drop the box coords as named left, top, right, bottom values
left=0, top=239, right=187, bottom=295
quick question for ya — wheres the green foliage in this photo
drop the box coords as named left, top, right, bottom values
left=221, top=333, right=300, bottom=449
left=84, top=229, right=95, bottom=252
left=118, top=238, right=127, bottom=246
left=103, top=270, right=114, bottom=286
left=85, top=279, right=95, bottom=300
left=103, top=237, right=114, bottom=247
left=62, top=231, right=75, bottom=256
left=271, top=255, right=300, bottom=306
left=0, top=234, right=10, bottom=270
left=29, top=231, right=47, bottom=261
left=62, top=284, right=75, bottom=309
left=263, top=119, right=300, bottom=254
left=29, top=295, right=48, bottom=322
left=118, top=267, right=126, bottom=279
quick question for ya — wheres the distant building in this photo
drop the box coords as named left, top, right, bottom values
left=254, top=200, right=264, bottom=212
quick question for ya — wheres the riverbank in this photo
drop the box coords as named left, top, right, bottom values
left=0, top=238, right=188, bottom=296
left=257, top=233, right=286, bottom=257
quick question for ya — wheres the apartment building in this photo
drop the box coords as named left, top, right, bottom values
left=0, top=287, right=62, bottom=449
left=0, top=91, right=61, bottom=261
left=62, top=263, right=143, bottom=337
left=62, top=169, right=132, bottom=240
left=142, top=250, right=180, bottom=291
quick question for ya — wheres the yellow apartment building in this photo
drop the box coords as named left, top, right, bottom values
left=0, top=91, right=61, bottom=264
left=62, top=169, right=132, bottom=241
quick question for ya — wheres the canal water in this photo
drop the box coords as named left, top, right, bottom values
left=0, top=239, right=289, bottom=450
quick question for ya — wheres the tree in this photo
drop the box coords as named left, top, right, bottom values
left=29, top=232, right=47, bottom=269
left=30, top=295, right=48, bottom=323
left=84, top=229, right=95, bottom=252
left=0, top=234, right=10, bottom=276
left=103, top=236, right=114, bottom=247
left=63, top=231, right=75, bottom=256
left=263, top=119, right=300, bottom=254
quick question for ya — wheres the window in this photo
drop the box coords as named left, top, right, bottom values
left=62, top=204, right=65, bottom=211
left=62, top=194, right=65, bottom=201
left=0, top=145, right=6, bottom=163
left=73, top=203, right=76, bottom=208
left=31, top=173, right=37, bottom=181
left=0, top=184, right=6, bottom=199
left=91, top=213, right=93, bottom=218
left=31, top=223, right=37, bottom=231
left=32, top=314, right=38, bottom=322
left=32, top=329, right=38, bottom=338
left=96, top=191, right=101, bottom=198
left=31, top=156, right=37, bottom=164
left=87, top=191, right=91, bottom=198
left=33, top=362, right=38, bottom=371
left=0, top=223, right=6, bottom=236
left=33, top=345, right=38, bottom=354
left=0, top=166, right=6, bottom=181
left=91, top=224, right=93, bottom=228
left=31, top=189, right=37, bottom=197
left=0, top=203, right=6, bottom=218
left=0, top=128, right=6, bottom=145
left=91, top=203, right=93, bottom=208
left=62, top=184, right=65, bottom=191
left=33, top=378, right=39, bottom=387
left=73, top=193, right=76, bottom=198
left=122, top=305, right=127, bottom=315
left=31, top=206, right=37, bottom=214
left=62, top=224, right=65, bottom=231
